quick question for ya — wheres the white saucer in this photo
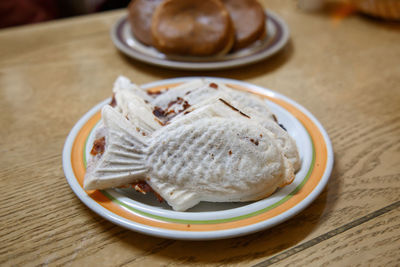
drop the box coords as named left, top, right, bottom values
left=110, top=11, right=290, bottom=70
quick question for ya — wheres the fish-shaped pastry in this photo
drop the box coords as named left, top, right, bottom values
left=111, top=77, right=301, bottom=172
left=84, top=96, right=295, bottom=211
left=149, top=78, right=276, bottom=122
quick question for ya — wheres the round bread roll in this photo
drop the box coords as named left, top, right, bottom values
left=128, top=0, right=164, bottom=46
left=222, top=0, right=266, bottom=50
left=151, top=0, right=234, bottom=56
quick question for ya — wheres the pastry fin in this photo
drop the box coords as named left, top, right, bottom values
left=84, top=106, right=151, bottom=190
left=113, top=76, right=153, bottom=104
left=149, top=182, right=200, bottom=211
left=279, top=155, right=295, bottom=187
left=114, top=83, right=161, bottom=132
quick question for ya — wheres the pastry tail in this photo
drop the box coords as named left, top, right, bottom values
left=84, top=105, right=152, bottom=190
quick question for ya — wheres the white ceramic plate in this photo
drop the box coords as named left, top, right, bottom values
left=63, top=78, right=333, bottom=240
left=110, top=10, right=290, bottom=70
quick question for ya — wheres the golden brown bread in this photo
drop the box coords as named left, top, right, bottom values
left=127, top=0, right=266, bottom=55
left=128, top=0, right=164, bottom=46
left=151, top=0, right=234, bottom=56
left=222, top=0, right=266, bottom=50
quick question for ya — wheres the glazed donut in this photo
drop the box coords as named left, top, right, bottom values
left=128, top=0, right=164, bottom=46
left=222, top=0, right=266, bottom=50
left=151, top=0, right=234, bottom=56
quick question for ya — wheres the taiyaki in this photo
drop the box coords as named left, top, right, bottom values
left=84, top=95, right=295, bottom=211
left=149, top=79, right=276, bottom=121
left=112, top=77, right=300, bottom=171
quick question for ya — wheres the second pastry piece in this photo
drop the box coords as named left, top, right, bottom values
left=128, top=0, right=164, bottom=46
left=151, top=0, right=234, bottom=56
left=222, top=0, right=266, bottom=50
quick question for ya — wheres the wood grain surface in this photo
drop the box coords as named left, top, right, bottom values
left=1, top=1, right=399, bottom=266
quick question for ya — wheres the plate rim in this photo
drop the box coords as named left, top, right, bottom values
left=110, top=10, right=290, bottom=70
left=63, top=77, right=333, bottom=240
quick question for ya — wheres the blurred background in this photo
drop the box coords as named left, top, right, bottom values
left=0, top=0, right=131, bottom=29
left=1, top=0, right=399, bottom=29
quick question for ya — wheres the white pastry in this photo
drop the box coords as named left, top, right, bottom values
left=84, top=98, right=294, bottom=211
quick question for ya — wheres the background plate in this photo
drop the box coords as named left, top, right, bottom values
left=110, top=10, right=290, bottom=70
left=63, top=78, right=333, bottom=240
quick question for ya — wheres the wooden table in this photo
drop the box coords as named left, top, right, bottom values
left=1, top=1, right=399, bottom=266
